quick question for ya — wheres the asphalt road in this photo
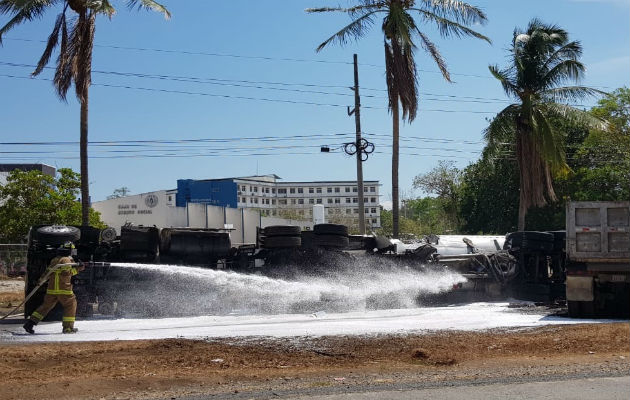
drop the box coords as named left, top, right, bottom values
left=174, top=374, right=630, bottom=400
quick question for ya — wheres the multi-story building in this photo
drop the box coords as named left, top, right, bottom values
left=177, top=175, right=381, bottom=229
left=0, top=163, right=56, bottom=186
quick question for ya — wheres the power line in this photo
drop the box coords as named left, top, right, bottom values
left=4, top=37, right=495, bottom=79
left=0, top=73, right=499, bottom=114
left=0, top=61, right=516, bottom=104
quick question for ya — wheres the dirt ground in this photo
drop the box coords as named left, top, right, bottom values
left=0, top=323, right=628, bottom=400
left=1, top=279, right=629, bottom=399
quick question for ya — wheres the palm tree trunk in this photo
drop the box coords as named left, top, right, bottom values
left=80, top=88, right=89, bottom=226
left=392, top=99, right=400, bottom=239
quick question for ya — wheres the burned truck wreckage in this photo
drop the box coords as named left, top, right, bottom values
left=24, top=201, right=630, bottom=320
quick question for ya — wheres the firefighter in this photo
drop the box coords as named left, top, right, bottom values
left=23, top=241, right=85, bottom=334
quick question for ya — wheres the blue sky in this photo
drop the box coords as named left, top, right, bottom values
left=1, top=0, right=628, bottom=203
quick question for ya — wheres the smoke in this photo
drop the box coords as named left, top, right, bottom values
left=107, top=260, right=466, bottom=317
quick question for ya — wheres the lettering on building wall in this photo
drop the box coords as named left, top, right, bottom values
left=117, top=203, right=152, bottom=215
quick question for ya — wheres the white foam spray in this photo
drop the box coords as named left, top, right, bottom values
left=108, top=261, right=466, bottom=317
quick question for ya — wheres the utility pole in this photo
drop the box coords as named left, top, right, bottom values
left=351, top=54, right=366, bottom=235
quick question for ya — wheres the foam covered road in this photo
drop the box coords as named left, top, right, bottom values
left=1, top=302, right=619, bottom=343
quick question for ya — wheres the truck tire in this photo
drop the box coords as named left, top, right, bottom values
left=263, top=236, right=302, bottom=249
left=264, top=225, right=302, bottom=237
left=315, top=234, right=349, bottom=248
left=35, top=225, right=81, bottom=246
left=314, top=224, right=348, bottom=236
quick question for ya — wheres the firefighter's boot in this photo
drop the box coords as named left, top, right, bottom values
left=62, top=327, right=78, bottom=334
left=23, top=320, right=35, bottom=334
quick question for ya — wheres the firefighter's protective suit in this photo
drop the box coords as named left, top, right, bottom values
left=24, top=247, right=85, bottom=334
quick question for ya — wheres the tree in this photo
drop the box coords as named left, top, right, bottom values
left=485, top=19, right=606, bottom=231
left=307, top=0, right=490, bottom=238
left=0, top=0, right=170, bottom=226
left=0, top=168, right=105, bottom=243
left=107, top=186, right=131, bottom=199
left=412, top=160, right=462, bottom=229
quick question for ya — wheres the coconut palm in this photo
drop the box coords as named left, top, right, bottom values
left=486, top=19, right=606, bottom=230
left=0, top=0, right=170, bottom=225
left=308, top=0, right=489, bottom=237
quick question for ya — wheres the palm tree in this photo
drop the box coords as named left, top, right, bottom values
left=307, top=0, right=489, bottom=238
left=0, top=0, right=170, bottom=226
left=486, top=19, right=606, bottom=231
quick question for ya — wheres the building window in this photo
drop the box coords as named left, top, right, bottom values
left=266, top=199, right=270, bottom=204
left=353, top=198, right=358, bottom=203
left=346, top=209, right=352, bottom=214
left=298, top=199, right=304, bottom=204
left=346, top=198, right=351, bottom=203
left=272, top=188, right=276, bottom=194
left=316, top=199, right=322, bottom=204
left=241, top=197, right=246, bottom=203
left=327, top=188, right=332, bottom=193
left=372, top=218, right=377, bottom=224
left=168, top=195, right=172, bottom=201
left=254, top=187, right=258, bottom=192
left=364, top=187, right=368, bottom=192
left=370, top=186, right=376, bottom=192
left=272, top=199, right=276, bottom=205
left=335, top=187, right=340, bottom=193
left=352, top=187, right=358, bottom=193
left=241, top=185, right=246, bottom=191
left=364, top=198, right=368, bottom=203
left=334, top=198, right=340, bottom=204
left=316, top=188, right=322, bottom=194
left=371, top=208, right=377, bottom=214
left=291, top=199, right=296, bottom=204
left=309, top=187, right=314, bottom=194
left=298, top=188, right=303, bottom=194
left=354, top=208, right=359, bottom=213
left=309, top=199, right=315, bottom=204
left=327, top=198, right=333, bottom=204
left=290, top=188, right=295, bottom=194
left=278, top=188, right=287, bottom=194
left=254, top=198, right=258, bottom=204
left=345, top=187, right=351, bottom=193
left=265, top=187, right=270, bottom=193
left=369, top=197, right=375, bottom=203
left=279, top=199, right=287, bottom=205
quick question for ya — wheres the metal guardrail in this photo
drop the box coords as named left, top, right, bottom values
left=0, top=244, right=27, bottom=276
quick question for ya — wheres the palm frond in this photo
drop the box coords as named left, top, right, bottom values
left=126, top=0, right=170, bottom=19
left=484, top=104, right=519, bottom=151
left=532, top=107, right=569, bottom=175
left=411, top=8, right=491, bottom=43
left=315, top=11, right=381, bottom=52
left=72, top=10, right=95, bottom=103
left=540, top=86, right=607, bottom=103
left=543, top=103, right=609, bottom=132
left=53, top=12, right=72, bottom=101
left=541, top=40, right=582, bottom=70
left=0, top=0, right=58, bottom=44
left=417, top=0, right=487, bottom=26
left=415, top=28, right=450, bottom=81
left=541, top=59, right=586, bottom=89
left=32, top=10, right=63, bottom=75
left=489, top=64, right=519, bottom=98
left=90, top=0, right=116, bottom=17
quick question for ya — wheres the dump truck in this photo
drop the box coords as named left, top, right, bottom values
left=565, top=201, right=630, bottom=317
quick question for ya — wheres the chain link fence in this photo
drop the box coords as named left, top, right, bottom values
left=0, top=244, right=27, bottom=277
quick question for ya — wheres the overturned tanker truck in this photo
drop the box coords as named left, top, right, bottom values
left=24, top=201, right=629, bottom=319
